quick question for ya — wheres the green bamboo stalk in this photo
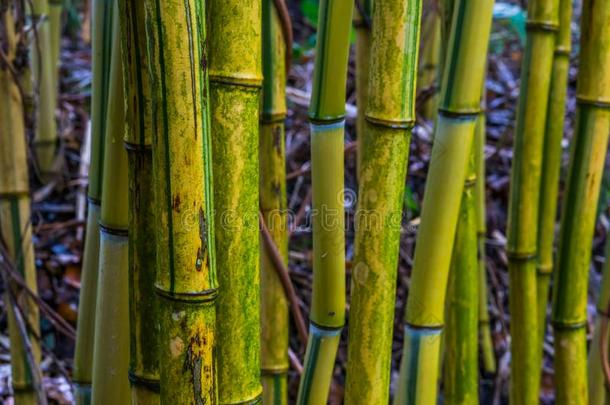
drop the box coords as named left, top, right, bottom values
left=117, top=0, right=159, bottom=402
left=535, top=0, right=571, bottom=354
left=144, top=0, right=218, bottom=402
left=260, top=0, right=289, bottom=403
left=474, top=107, right=496, bottom=375
left=295, top=1, right=353, bottom=403
left=418, top=6, right=440, bottom=120
left=393, top=0, right=493, bottom=403
left=344, top=0, right=421, bottom=403
left=207, top=0, right=263, bottom=403
left=444, top=151, right=478, bottom=404
left=588, top=236, right=610, bottom=405
left=49, top=0, right=62, bottom=89
left=90, top=19, right=130, bottom=404
left=30, top=0, right=58, bottom=175
left=505, top=0, right=559, bottom=402
left=0, top=7, right=41, bottom=403
left=551, top=0, right=610, bottom=402
left=73, top=0, right=114, bottom=401
left=354, top=0, right=371, bottom=177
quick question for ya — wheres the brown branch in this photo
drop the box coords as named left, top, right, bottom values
left=600, top=302, right=610, bottom=388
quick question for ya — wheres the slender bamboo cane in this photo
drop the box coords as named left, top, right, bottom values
left=393, top=0, right=493, bottom=403
left=30, top=0, right=58, bottom=175
left=535, top=0, right=571, bottom=354
left=49, top=0, right=62, bottom=89
left=444, top=151, right=478, bottom=404
left=117, top=0, right=158, bottom=402
left=344, top=0, right=421, bottom=403
left=505, top=0, right=559, bottom=402
left=207, top=0, right=263, bottom=403
left=260, top=0, right=289, bottom=403
left=0, top=6, right=41, bottom=404
left=90, top=19, right=130, bottom=404
left=475, top=107, right=496, bottom=374
left=73, top=0, right=114, bottom=401
left=588, top=236, right=610, bottom=405
left=354, top=0, right=371, bottom=177
left=418, top=5, right=440, bottom=120
left=551, top=0, right=610, bottom=402
left=295, top=1, right=353, bottom=403
left=144, top=0, right=218, bottom=401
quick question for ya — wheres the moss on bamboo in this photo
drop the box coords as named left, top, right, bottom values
left=394, top=0, right=493, bottom=403
left=73, top=1, right=115, bottom=401
left=145, top=0, right=218, bottom=402
left=117, top=0, right=159, bottom=401
left=90, top=22, right=130, bottom=404
left=260, top=0, right=289, bottom=403
left=207, top=0, right=263, bottom=403
left=344, top=0, right=421, bottom=402
left=551, top=1, right=610, bottom=401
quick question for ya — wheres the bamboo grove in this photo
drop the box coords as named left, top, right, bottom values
left=2, top=0, right=610, bottom=403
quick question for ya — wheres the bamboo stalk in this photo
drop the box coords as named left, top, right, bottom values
left=260, top=0, right=289, bottom=403
left=588, top=236, right=610, bottom=405
left=0, top=7, right=41, bottom=403
left=344, top=0, right=421, bottom=403
left=144, top=0, right=218, bottom=401
left=73, top=0, right=114, bottom=401
left=444, top=151, right=478, bottom=404
left=535, top=0, right=571, bottom=354
left=207, top=0, right=263, bottom=403
left=30, top=0, right=58, bottom=175
left=475, top=92, right=496, bottom=375
left=418, top=5, right=440, bottom=120
left=90, top=18, right=130, bottom=404
left=116, top=0, right=158, bottom=402
left=551, top=0, right=610, bottom=402
left=393, top=0, right=493, bottom=403
left=49, top=0, right=62, bottom=89
left=354, top=0, right=371, bottom=177
left=505, top=0, right=559, bottom=402
left=295, top=1, right=353, bottom=403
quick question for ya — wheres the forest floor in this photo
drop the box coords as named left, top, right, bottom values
left=0, top=1, right=603, bottom=404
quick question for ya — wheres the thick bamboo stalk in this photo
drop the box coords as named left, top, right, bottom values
left=444, top=152, right=478, bottom=404
left=418, top=6, right=440, bottom=120
left=475, top=93, right=496, bottom=375
left=505, top=0, right=559, bottom=402
left=117, top=0, right=159, bottom=402
left=144, top=0, right=218, bottom=402
left=73, top=0, right=114, bottom=401
left=295, top=1, right=353, bottom=403
left=344, top=0, right=421, bottom=403
left=30, top=0, right=58, bottom=175
left=207, top=0, right=263, bottom=403
left=90, top=21, right=130, bottom=404
left=0, top=8, right=41, bottom=403
left=260, top=0, right=289, bottom=403
left=551, top=0, right=610, bottom=402
left=393, top=1, right=493, bottom=403
left=354, top=0, right=371, bottom=177
left=588, top=237, right=610, bottom=405
left=535, top=0, right=571, bottom=353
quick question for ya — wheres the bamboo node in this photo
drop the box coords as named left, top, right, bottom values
left=128, top=371, right=160, bottom=393
left=154, top=286, right=218, bottom=304
left=364, top=115, right=415, bottom=130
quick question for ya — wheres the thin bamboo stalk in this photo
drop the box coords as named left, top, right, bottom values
left=344, top=0, right=421, bottom=402
left=354, top=0, right=371, bottom=177
left=505, top=0, right=559, bottom=402
left=295, top=1, right=353, bottom=403
left=260, top=0, right=289, bottom=403
left=207, top=0, right=263, bottom=403
left=73, top=0, right=114, bottom=401
left=117, top=0, right=158, bottom=402
left=418, top=5, right=440, bottom=120
left=444, top=151, right=478, bottom=404
left=90, top=18, right=130, bottom=404
left=144, top=0, right=218, bottom=401
left=535, top=0, right=571, bottom=354
left=0, top=7, right=41, bottom=403
left=588, top=236, right=610, bottom=405
left=393, top=0, right=493, bottom=403
left=49, top=0, right=62, bottom=89
left=551, top=0, right=610, bottom=402
left=30, top=0, right=58, bottom=175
